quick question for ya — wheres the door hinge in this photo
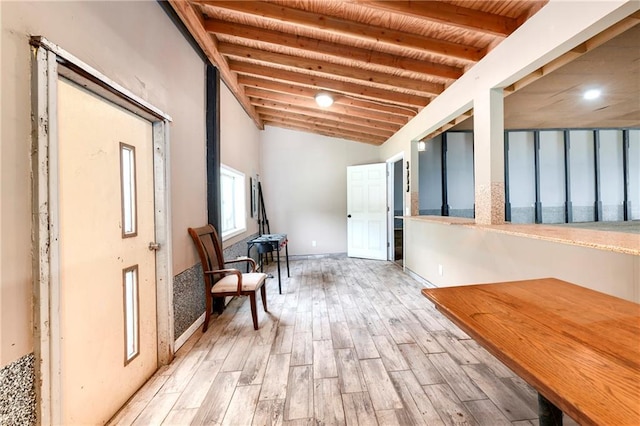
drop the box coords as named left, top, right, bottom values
left=148, top=242, right=161, bottom=251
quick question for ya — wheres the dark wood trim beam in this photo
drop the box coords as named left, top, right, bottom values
left=168, top=0, right=262, bottom=129
left=593, top=130, right=603, bottom=221
left=441, top=133, right=450, bottom=216
left=504, top=132, right=511, bottom=222
left=622, top=129, right=631, bottom=221
left=564, top=130, right=573, bottom=223
left=533, top=131, right=542, bottom=224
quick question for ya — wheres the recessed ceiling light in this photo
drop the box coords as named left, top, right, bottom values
left=315, top=92, right=334, bottom=108
left=583, top=89, right=601, bottom=100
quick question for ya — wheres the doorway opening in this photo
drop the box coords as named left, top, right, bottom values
left=393, top=159, right=403, bottom=264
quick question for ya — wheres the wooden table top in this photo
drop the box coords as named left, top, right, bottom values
left=421, top=278, right=640, bottom=426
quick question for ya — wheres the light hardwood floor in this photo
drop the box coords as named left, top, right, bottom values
left=109, top=256, right=578, bottom=426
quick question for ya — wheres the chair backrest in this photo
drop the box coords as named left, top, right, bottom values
left=188, top=224, right=225, bottom=281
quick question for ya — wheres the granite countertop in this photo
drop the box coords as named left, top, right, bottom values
left=404, top=216, right=640, bottom=256
left=401, top=215, right=475, bottom=226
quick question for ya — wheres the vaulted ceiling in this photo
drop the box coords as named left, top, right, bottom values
left=169, top=1, right=639, bottom=145
left=169, top=0, right=547, bottom=145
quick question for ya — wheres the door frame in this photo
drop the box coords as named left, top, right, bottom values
left=386, top=152, right=404, bottom=261
left=30, top=37, right=174, bottom=425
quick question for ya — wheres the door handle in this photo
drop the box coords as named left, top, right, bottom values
left=347, top=214, right=352, bottom=218
left=148, top=242, right=161, bottom=251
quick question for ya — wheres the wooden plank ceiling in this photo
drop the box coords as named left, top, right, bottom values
left=170, top=0, right=547, bottom=145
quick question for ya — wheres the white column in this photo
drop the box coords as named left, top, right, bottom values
left=473, top=88, right=505, bottom=225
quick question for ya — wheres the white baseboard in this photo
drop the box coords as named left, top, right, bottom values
left=174, top=312, right=205, bottom=350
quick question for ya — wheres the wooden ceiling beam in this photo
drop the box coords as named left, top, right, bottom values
left=258, top=110, right=394, bottom=138
left=204, top=18, right=462, bottom=81
left=230, top=60, right=431, bottom=108
left=219, top=43, right=444, bottom=95
left=238, top=75, right=418, bottom=118
left=248, top=91, right=404, bottom=131
left=252, top=98, right=403, bottom=131
left=355, top=1, right=518, bottom=37
left=197, top=1, right=483, bottom=62
left=168, top=0, right=262, bottom=129
left=262, top=119, right=386, bottom=145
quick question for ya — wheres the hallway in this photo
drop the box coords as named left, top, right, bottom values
left=109, top=256, right=574, bottom=425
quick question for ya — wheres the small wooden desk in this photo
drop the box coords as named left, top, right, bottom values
left=421, top=278, right=640, bottom=426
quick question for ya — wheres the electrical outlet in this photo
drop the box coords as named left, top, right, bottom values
left=438, top=264, right=443, bottom=276
left=312, top=240, right=317, bottom=247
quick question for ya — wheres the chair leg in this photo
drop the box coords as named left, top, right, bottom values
left=203, top=292, right=212, bottom=333
left=249, top=293, right=259, bottom=330
left=261, top=284, right=268, bottom=312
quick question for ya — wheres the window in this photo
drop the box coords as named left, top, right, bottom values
left=123, top=265, right=139, bottom=364
left=120, top=143, right=137, bottom=237
left=220, top=164, right=246, bottom=240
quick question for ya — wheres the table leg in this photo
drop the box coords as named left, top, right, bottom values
left=246, top=245, right=252, bottom=273
left=538, top=393, right=563, bottom=426
left=276, top=245, right=282, bottom=294
left=285, top=241, right=290, bottom=277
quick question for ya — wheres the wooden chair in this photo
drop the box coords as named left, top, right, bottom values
left=188, top=225, right=268, bottom=331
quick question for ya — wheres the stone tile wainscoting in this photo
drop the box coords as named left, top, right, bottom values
left=0, top=353, right=36, bottom=425
left=172, top=264, right=205, bottom=341
left=223, top=233, right=259, bottom=263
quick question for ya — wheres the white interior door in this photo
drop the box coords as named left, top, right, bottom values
left=57, top=78, right=158, bottom=424
left=347, top=163, right=388, bottom=260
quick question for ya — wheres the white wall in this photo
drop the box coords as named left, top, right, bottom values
left=219, top=83, right=262, bottom=247
left=570, top=130, right=597, bottom=222
left=630, top=130, right=640, bottom=219
left=600, top=130, right=624, bottom=221
left=539, top=131, right=565, bottom=223
left=446, top=132, right=475, bottom=215
left=508, top=132, right=536, bottom=223
left=260, top=127, right=380, bottom=255
left=1, top=1, right=206, bottom=366
left=405, top=219, right=640, bottom=303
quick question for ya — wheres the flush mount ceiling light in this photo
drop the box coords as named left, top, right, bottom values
left=583, top=89, right=601, bottom=100
left=315, top=92, right=334, bottom=108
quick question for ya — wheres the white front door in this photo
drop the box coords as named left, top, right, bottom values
left=347, top=163, right=388, bottom=260
left=57, top=78, right=158, bottom=424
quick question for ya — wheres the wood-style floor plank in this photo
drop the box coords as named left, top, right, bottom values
left=191, top=371, right=240, bottom=424
left=360, top=358, right=403, bottom=411
left=283, top=365, right=314, bottom=421
left=109, top=257, right=552, bottom=426
left=222, top=384, right=261, bottom=425
left=342, top=392, right=377, bottom=425
left=260, top=354, right=291, bottom=401
left=252, top=399, right=285, bottom=426
left=335, top=348, right=366, bottom=394
left=389, top=370, right=444, bottom=426
left=313, top=340, right=338, bottom=379
left=313, top=378, right=346, bottom=425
